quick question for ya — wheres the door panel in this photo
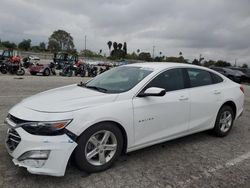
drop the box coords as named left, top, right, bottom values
left=133, top=91, right=190, bottom=146
left=132, top=68, right=190, bottom=147
left=186, top=68, right=222, bottom=131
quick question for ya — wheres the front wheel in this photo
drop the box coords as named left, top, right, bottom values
left=213, top=105, right=234, bottom=137
left=16, top=68, right=25, bottom=76
left=74, top=123, right=123, bottom=173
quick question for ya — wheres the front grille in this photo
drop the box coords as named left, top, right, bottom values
left=6, top=128, right=21, bottom=152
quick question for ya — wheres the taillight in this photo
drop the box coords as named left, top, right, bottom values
left=240, top=85, right=244, bottom=94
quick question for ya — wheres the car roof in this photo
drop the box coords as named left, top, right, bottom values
left=126, top=62, right=208, bottom=71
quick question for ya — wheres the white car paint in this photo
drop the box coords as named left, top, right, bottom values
left=5, top=63, right=244, bottom=176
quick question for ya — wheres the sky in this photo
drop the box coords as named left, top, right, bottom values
left=0, top=0, right=250, bottom=65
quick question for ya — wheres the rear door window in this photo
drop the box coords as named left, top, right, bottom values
left=187, top=68, right=213, bottom=87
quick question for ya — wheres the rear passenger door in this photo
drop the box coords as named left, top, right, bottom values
left=186, top=68, right=223, bottom=131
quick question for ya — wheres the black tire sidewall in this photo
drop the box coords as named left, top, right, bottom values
left=74, top=123, right=123, bottom=173
left=16, top=68, right=25, bottom=76
left=43, top=68, right=50, bottom=76
left=213, top=105, right=234, bottom=137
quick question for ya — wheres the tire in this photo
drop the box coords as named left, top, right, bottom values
left=0, top=68, right=7, bottom=74
left=43, top=68, right=50, bottom=76
left=74, top=122, right=123, bottom=173
left=16, top=68, right=25, bottom=76
left=213, top=105, right=234, bottom=137
left=80, top=71, right=86, bottom=77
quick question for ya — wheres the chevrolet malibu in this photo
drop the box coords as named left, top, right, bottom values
left=5, top=63, right=244, bottom=176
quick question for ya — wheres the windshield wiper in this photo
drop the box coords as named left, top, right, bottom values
left=85, top=85, right=108, bottom=93
left=77, top=81, right=107, bottom=93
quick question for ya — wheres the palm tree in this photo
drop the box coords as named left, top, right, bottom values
left=113, top=42, right=118, bottom=51
left=107, top=41, right=112, bottom=55
left=137, top=49, right=140, bottom=54
left=118, top=43, right=123, bottom=50
left=159, top=52, right=162, bottom=56
left=179, top=51, right=182, bottom=56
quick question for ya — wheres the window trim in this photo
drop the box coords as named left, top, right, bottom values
left=184, top=68, right=225, bottom=89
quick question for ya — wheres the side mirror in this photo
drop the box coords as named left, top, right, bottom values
left=138, top=87, right=166, bottom=97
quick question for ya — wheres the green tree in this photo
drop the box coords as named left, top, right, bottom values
left=39, top=42, right=46, bottom=51
left=126, top=52, right=137, bottom=59
left=203, top=60, right=215, bottom=67
left=113, top=42, right=118, bottom=51
left=242, top=63, right=248, bottom=68
left=18, top=39, right=31, bottom=51
left=137, top=49, right=140, bottom=54
left=1, top=41, right=17, bottom=49
left=123, top=42, right=127, bottom=55
left=215, top=60, right=231, bottom=67
left=48, top=30, right=74, bottom=52
left=107, top=41, right=112, bottom=53
left=138, top=52, right=152, bottom=61
left=192, top=58, right=201, bottom=65
left=118, top=43, right=123, bottom=50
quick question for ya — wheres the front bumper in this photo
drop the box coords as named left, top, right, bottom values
left=5, top=126, right=77, bottom=176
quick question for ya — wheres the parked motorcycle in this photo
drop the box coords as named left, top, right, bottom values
left=0, top=61, right=25, bottom=75
left=87, top=65, right=98, bottom=77
left=74, top=63, right=86, bottom=77
left=59, top=62, right=74, bottom=77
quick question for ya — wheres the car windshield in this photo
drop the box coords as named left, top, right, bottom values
left=84, top=66, right=153, bottom=93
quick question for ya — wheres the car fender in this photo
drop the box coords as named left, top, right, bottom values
left=66, top=100, right=134, bottom=150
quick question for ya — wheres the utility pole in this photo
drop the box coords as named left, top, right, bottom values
left=84, top=35, right=87, bottom=51
left=152, top=46, right=155, bottom=59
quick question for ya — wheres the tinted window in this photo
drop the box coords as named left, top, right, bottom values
left=211, top=72, right=223, bottom=84
left=145, top=68, right=185, bottom=92
left=187, top=68, right=213, bottom=87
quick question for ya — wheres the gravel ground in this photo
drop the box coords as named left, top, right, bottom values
left=0, top=74, right=250, bottom=188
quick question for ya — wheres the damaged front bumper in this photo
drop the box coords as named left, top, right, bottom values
left=5, top=127, right=77, bottom=176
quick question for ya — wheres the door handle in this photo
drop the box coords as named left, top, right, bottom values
left=213, top=90, right=221, bottom=95
left=179, top=96, right=189, bottom=101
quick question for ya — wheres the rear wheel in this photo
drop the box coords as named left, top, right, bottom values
left=74, top=123, right=123, bottom=173
left=213, top=105, right=234, bottom=137
left=43, top=68, right=50, bottom=76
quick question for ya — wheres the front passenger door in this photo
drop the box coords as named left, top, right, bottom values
left=132, top=68, right=190, bottom=147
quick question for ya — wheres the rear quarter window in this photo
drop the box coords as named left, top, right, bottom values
left=210, top=72, right=223, bottom=84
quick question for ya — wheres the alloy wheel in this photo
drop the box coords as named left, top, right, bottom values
left=219, top=111, right=232, bottom=132
left=85, top=130, right=117, bottom=166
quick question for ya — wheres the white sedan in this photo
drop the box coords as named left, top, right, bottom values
left=5, top=63, right=244, bottom=176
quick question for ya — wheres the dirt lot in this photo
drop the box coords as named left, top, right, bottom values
left=0, top=75, right=250, bottom=188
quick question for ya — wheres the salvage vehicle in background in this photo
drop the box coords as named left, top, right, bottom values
left=4, top=63, right=244, bottom=176
left=0, top=60, right=25, bottom=75
left=0, top=49, right=25, bottom=75
left=53, top=52, right=78, bottom=70
left=0, top=49, right=21, bottom=64
left=29, top=62, right=56, bottom=76
left=229, top=67, right=250, bottom=83
left=210, top=66, right=243, bottom=83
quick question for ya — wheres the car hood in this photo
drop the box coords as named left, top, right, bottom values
left=19, top=84, right=118, bottom=113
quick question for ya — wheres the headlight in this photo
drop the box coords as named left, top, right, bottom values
left=21, top=119, right=72, bottom=135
